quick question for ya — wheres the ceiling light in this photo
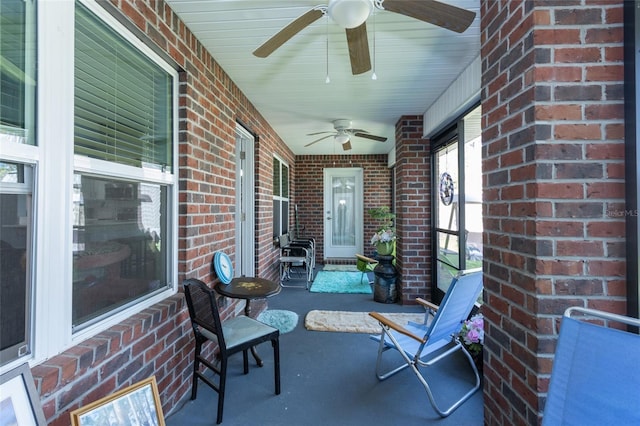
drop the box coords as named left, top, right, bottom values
left=327, top=0, right=373, bottom=29
left=335, top=133, right=350, bottom=145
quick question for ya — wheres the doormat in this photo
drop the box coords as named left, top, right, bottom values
left=309, top=271, right=372, bottom=294
left=304, top=310, right=427, bottom=334
left=322, top=264, right=358, bottom=272
left=257, top=310, right=298, bottom=334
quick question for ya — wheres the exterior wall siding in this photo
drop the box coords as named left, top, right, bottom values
left=480, top=0, right=626, bottom=424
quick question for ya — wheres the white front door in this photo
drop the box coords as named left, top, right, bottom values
left=323, top=168, right=363, bottom=259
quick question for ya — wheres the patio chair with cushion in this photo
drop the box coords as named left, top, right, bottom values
left=369, top=268, right=483, bottom=418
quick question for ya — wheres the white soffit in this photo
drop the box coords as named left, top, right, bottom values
left=423, top=55, right=481, bottom=138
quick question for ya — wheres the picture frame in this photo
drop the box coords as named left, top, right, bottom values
left=70, top=376, right=165, bottom=426
left=0, top=362, right=47, bottom=426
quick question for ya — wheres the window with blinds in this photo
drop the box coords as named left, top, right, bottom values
left=74, top=3, right=172, bottom=170
left=71, top=2, right=175, bottom=331
left=273, top=157, right=289, bottom=237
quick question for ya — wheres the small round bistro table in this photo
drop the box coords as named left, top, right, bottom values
left=214, top=277, right=281, bottom=366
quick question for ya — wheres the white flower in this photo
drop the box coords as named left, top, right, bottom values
left=370, top=229, right=396, bottom=245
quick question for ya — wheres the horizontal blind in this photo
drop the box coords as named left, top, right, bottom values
left=273, top=159, right=281, bottom=196
left=1, top=1, right=28, bottom=132
left=74, top=3, right=172, bottom=170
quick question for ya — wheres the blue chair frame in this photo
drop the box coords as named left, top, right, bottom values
left=369, top=269, right=483, bottom=417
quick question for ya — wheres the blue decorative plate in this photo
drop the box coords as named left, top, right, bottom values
left=213, top=252, right=233, bottom=284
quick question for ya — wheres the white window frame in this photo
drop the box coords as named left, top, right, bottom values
left=273, top=155, right=289, bottom=237
left=0, top=0, right=179, bottom=370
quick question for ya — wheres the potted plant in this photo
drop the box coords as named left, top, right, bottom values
left=368, top=206, right=396, bottom=256
left=458, top=314, right=484, bottom=373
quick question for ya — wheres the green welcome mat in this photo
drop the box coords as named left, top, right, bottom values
left=310, top=271, right=372, bottom=294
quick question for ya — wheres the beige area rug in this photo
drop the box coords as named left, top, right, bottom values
left=304, top=310, right=426, bottom=334
left=322, top=264, right=359, bottom=272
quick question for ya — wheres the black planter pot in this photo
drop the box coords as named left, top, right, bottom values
left=373, top=255, right=397, bottom=303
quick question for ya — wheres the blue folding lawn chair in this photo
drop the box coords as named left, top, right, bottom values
left=369, top=269, right=483, bottom=417
left=542, top=307, right=640, bottom=425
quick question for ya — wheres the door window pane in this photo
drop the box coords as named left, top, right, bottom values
left=433, top=105, right=483, bottom=299
left=435, top=144, right=459, bottom=231
left=72, top=175, right=169, bottom=328
left=331, top=176, right=356, bottom=246
left=463, top=107, right=483, bottom=268
left=0, top=162, right=34, bottom=364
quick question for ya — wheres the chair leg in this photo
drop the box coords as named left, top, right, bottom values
left=272, top=338, right=281, bottom=395
left=373, top=333, right=411, bottom=381
left=216, top=357, right=227, bottom=424
left=242, top=349, right=249, bottom=374
left=191, top=341, right=202, bottom=400
left=413, top=345, right=481, bottom=417
left=376, top=329, right=481, bottom=418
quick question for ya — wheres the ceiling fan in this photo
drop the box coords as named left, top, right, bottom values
left=253, top=0, right=476, bottom=75
left=305, top=119, right=387, bottom=151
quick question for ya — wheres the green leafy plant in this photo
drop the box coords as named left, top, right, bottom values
left=368, top=206, right=395, bottom=231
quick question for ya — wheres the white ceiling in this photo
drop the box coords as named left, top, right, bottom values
left=164, top=0, right=481, bottom=155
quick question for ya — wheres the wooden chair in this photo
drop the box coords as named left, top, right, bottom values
left=183, top=278, right=280, bottom=424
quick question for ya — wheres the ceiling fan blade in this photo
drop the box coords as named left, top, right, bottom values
left=253, top=8, right=325, bottom=58
left=382, top=0, right=476, bottom=33
left=354, top=132, right=387, bottom=142
left=305, top=134, right=333, bottom=147
left=342, top=140, right=352, bottom=151
left=345, top=23, right=371, bottom=75
left=306, top=131, right=333, bottom=136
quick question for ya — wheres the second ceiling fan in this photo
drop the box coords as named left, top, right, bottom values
left=253, top=0, right=476, bottom=75
left=305, top=119, right=387, bottom=151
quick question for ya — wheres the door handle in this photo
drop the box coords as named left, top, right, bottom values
left=326, top=216, right=332, bottom=220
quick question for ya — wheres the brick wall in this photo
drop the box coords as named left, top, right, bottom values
left=294, top=154, right=392, bottom=263
left=393, top=116, right=431, bottom=304
left=31, top=1, right=293, bottom=423
left=481, top=1, right=626, bottom=424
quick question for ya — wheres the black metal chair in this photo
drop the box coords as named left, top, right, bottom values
left=183, top=278, right=281, bottom=424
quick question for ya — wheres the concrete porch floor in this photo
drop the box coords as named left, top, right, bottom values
left=165, top=267, right=483, bottom=425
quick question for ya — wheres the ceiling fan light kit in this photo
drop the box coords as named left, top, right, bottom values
left=328, top=0, right=373, bottom=29
left=304, top=119, right=387, bottom=151
left=335, top=133, right=351, bottom=145
left=253, top=0, right=476, bottom=76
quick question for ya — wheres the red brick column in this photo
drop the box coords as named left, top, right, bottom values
left=394, top=116, right=431, bottom=304
left=481, top=1, right=626, bottom=424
